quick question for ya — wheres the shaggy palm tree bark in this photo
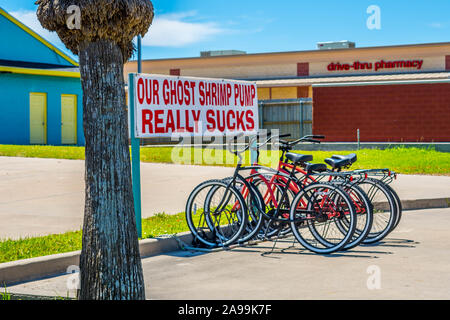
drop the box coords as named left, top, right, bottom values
left=78, top=39, right=145, bottom=300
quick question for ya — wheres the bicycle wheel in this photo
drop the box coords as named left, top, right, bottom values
left=330, top=181, right=373, bottom=250
left=380, top=182, right=402, bottom=231
left=289, top=182, right=357, bottom=254
left=185, top=179, right=248, bottom=248
left=222, top=176, right=266, bottom=244
left=253, top=175, right=294, bottom=238
left=353, top=178, right=397, bottom=244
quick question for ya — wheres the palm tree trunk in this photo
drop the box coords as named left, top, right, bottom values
left=78, top=39, right=145, bottom=300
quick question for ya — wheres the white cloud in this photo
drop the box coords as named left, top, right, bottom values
left=143, top=12, right=224, bottom=47
left=9, top=9, right=224, bottom=50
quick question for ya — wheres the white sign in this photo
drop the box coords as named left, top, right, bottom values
left=133, top=74, right=259, bottom=138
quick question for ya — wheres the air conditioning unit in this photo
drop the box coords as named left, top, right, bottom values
left=317, top=41, right=356, bottom=50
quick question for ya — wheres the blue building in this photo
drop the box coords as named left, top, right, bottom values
left=0, top=7, right=84, bottom=146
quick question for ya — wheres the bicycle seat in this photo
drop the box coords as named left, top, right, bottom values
left=325, top=157, right=352, bottom=170
left=285, top=153, right=313, bottom=164
left=305, top=163, right=328, bottom=173
left=332, top=153, right=357, bottom=164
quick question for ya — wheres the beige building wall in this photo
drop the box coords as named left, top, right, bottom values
left=180, top=64, right=296, bottom=79
left=125, top=60, right=298, bottom=79
left=257, top=86, right=312, bottom=100
left=271, top=87, right=298, bottom=100
left=124, top=42, right=450, bottom=101
left=257, top=88, right=271, bottom=100
left=310, top=56, right=445, bottom=76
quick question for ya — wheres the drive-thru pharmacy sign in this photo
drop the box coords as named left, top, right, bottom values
left=132, top=74, right=259, bottom=137
left=128, top=73, right=259, bottom=238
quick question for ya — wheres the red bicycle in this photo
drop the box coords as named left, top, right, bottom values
left=237, top=134, right=373, bottom=251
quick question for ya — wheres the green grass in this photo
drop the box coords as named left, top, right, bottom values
left=1, top=287, right=11, bottom=301
left=0, top=231, right=83, bottom=264
left=294, top=147, right=450, bottom=176
left=0, top=213, right=192, bottom=264
left=141, top=212, right=193, bottom=239
left=148, top=146, right=450, bottom=175
left=1, top=144, right=449, bottom=175
left=0, top=145, right=85, bottom=160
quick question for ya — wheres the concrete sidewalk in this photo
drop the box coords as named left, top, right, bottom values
left=0, top=156, right=449, bottom=240
left=0, top=157, right=233, bottom=240
left=6, top=208, right=450, bottom=300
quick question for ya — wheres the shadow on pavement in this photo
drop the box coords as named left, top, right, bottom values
left=159, top=237, right=417, bottom=261
left=361, top=238, right=419, bottom=249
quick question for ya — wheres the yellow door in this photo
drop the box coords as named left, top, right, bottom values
left=29, top=93, right=47, bottom=144
left=61, top=94, right=77, bottom=145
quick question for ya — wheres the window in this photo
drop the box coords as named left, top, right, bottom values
left=170, top=69, right=181, bottom=76
left=297, top=63, right=309, bottom=77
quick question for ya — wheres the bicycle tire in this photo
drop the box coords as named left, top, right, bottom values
left=289, top=182, right=357, bottom=254
left=253, top=175, right=294, bottom=238
left=330, top=180, right=373, bottom=250
left=379, top=181, right=403, bottom=231
left=185, top=179, right=248, bottom=247
left=353, top=178, right=397, bottom=244
left=222, top=176, right=266, bottom=244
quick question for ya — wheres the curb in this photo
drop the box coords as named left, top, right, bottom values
left=1, top=198, right=449, bottom=287
left=402, top=198, right=450, bottom=211
left=0, top=250, right=80, bottom=287
left=0, top=232, right=194, bottom=286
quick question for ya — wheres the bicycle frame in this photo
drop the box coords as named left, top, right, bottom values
left=226, top=133, right=357, bottom=226
left=242, top=139, right=369, bottom=221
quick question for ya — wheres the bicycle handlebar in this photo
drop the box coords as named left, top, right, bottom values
left=283, top=134, right=325, bottom=148
left=227, top=132, right=246, bottom=156
left=302, top=138, right=322, bottom=144
left=227, top=131, right=289, bottom=156
left=226, top=132, right=326, bottom=160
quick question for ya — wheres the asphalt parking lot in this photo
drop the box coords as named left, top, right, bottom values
left=7, top=208, right=450, bottom=300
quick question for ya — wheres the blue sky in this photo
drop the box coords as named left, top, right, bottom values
left=1, top=0, right=449, bottom=61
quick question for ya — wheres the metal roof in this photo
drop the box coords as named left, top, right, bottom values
left=131, top=42, right=450, bottom=63
left=255, top=72, right=450, bottom=87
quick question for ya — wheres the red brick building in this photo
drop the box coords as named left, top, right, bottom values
left=313, top=81, right=450, bottom=142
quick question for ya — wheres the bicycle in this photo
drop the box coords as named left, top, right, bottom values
left=244, top=133, right=373, bottom=251
left=185, top=133, right=359, bottom=254
left=324, top=154, right=401, bottom=244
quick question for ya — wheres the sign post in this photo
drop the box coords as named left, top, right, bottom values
left=129, top=73, right=142, bottom=238
left=129, top=73, right=259, bottom=239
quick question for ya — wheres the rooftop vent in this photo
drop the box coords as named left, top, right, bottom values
left=200, top=50, right=247, bottom=57
left=317, top=41, right=356, bottom=50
